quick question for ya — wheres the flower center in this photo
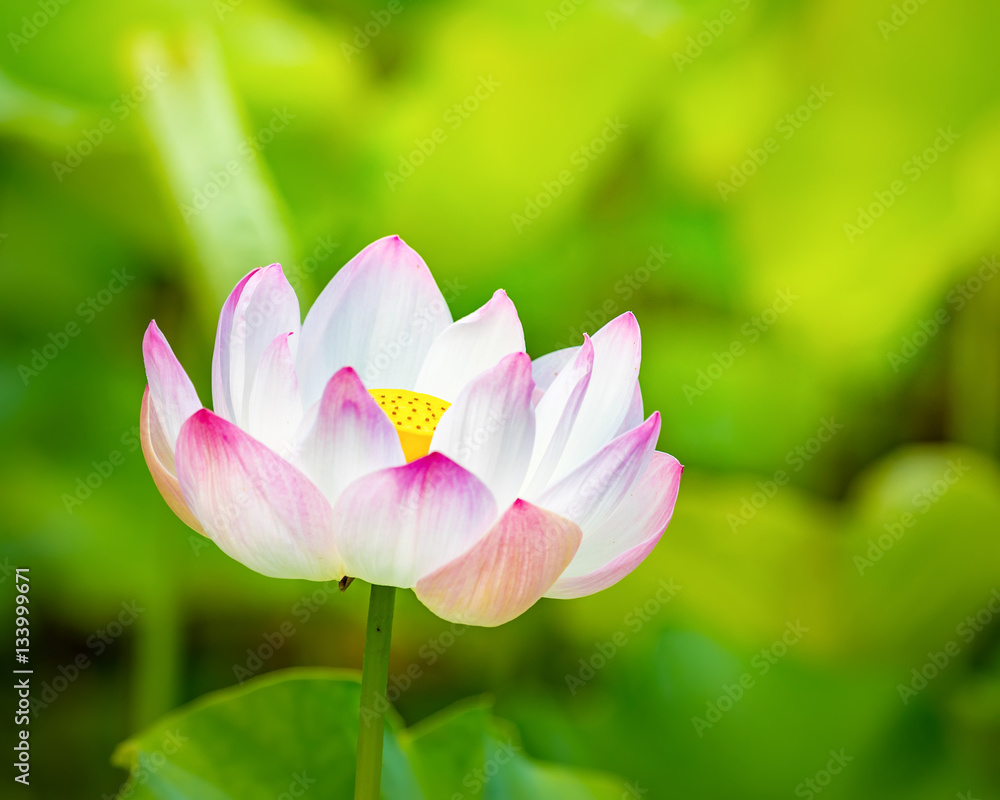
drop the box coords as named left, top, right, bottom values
left=368, top=389, right=451, bottom=462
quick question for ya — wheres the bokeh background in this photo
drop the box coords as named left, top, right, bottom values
left=3, top=0, right=1000, bottom=796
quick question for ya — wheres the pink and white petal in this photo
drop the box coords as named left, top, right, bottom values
left=291, top=367, right=405, bottom=508
left=523, top=336, right=594, bottom=497
left=212, top=268, right=259, bottom=422
left=297, top=236, right=452, bottom=408
left=140, top=386, right=205, bottom=534
left=246, top=332, right=303, bottom=455
left=430, top=352, right=535, bottom=511
left=546, top=452, right=682, bottom=599
left=414, top=290, right=526, bottom=403
left=615, top=381, right=644, bottom=438
left=552, top=312, right=642, bottom=479
left=531, top=413, right=661, bottom=532
left=332, top=453, right=497, bottom=588
left=142, top=321, right=202, bottom=460
left=175, top=409, right=341, bottom=581
left=213, top=265, right=301, bottom=426
left=531, top=345, right=579, bottom=392
left=416, top=500, right=581, bottom=627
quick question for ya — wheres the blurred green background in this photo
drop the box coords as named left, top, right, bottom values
left=3, top=0, right=1000, bottom=796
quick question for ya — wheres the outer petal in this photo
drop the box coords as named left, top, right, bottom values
left=332, top=453, right=497, bottom=588
left=416, top=500, right=581, bottom=626
left=551, top=312, right=642, bottom=480
left=175, top=409, right=340, bottom=580
left=546, top=452, right=682, bottom=599
left=414, top=289, right=526, bottom=402
left=291, top=367, right=405, bottom=507
left=522, top=335, right=594, bottom=497
left=140, top=386, right=205, bottom=534
left=297, top=236, right=452, bottom=408
left=531, top=413, right=661, bottom=532
left=212, top=265, right=301, bottom=426
left=246, top=332, right=303, bottom=455
left=430, top=352, right=535, bottom=511
left=530, top=345, right=578, bottom=392
left=615, top=381, right=644, bottom=437
left=142, top=321, right=202, bottom=462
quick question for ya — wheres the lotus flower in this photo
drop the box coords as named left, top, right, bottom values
left=141, top=236, right=682, bottom=626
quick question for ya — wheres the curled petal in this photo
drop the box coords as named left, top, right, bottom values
left=175, top=409, right=340, bottom=580
left=532, top=413, right=661, bottom=532
left=140, top=386, right=204, bottom=534
left=415, top=289, right=526, bottom=402
left=142, top=321, right=201, bottom=461
left=416, top=500, right=581, bottom=626
left=292, top=367, right=405, bottom=507
left=246, top=332, right=303, bottom=455
left=212, top=265, right=300, bottom=425
left=552, top=312, right=641, bottom=479
left=297, top=236, right=452, bottom=408
left=523, top=335, right=594, bottom=497
left=332, top=453, right=497, bottom=588
left=546, top=452, right=682, bottom=599
left=431, top=352, right=535, bottom=511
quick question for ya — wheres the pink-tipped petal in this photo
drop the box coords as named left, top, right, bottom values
left=142, top=321, right=202, bottom=460
left=140, top=386, right=205, bottom=534
left=523, top=335, right=594, bottom=497
left=212, top=265, right=301, bottom=426
left=416, top=499, right=581, bottom=626
left=292, top=367, right=405, bottom=507
left=552, top=312, right=642, bottom=479
left=414, top=289, right=526, bottom=402
left=430, top=352, right=535, bottom=511
left=546, top=452, right=682, bottom=598
left=297, top=236, right=452, bottom=408
left=532, top=413, right=661, bottom=532
left=246, top=332, right=303, bottom=455
left=531, top=345, right=579, bottom=391
left=175, top=409, right=341, bottom=580
left=332, top=453, right=497, bottom=588
left=212, top=268, right=259, bottom=422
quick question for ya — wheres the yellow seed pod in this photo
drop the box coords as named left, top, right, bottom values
left=368, top=389, right=451, bottom=462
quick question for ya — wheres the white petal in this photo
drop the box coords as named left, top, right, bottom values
left=414, top=289, right=525, bottom=403
left=522, top=335, right=594, bottom=497
left=332, top=453, right=497, bottom=588
left=531, top=345, right=578, bottom=391
left=246, top=333, right=303, bottom=455
left=551, top=312, right=641, bottom=479
left=291, top=367, right=405, bottom=507
left=297, top=236, right=452, bottom=408
left=430, top=352, right=535, bottom=511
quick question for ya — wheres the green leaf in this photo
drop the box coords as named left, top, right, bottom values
left=112, top=669, right=624, bottom=800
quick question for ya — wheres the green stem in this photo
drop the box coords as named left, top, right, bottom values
left=354, top=584, right=396, bottom=800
